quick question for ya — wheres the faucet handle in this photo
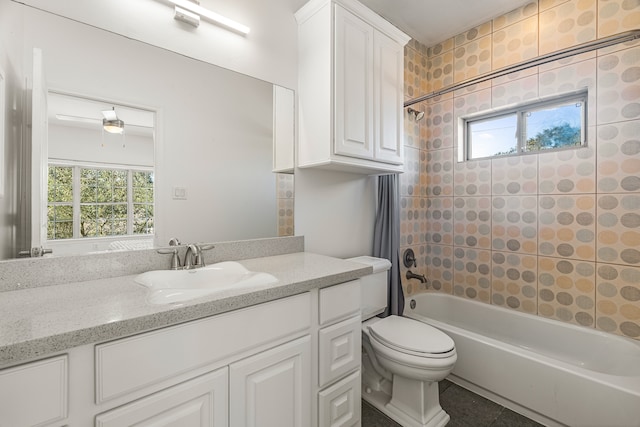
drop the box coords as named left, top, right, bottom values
left=157, top=248, right=181, bottom=270
left=195, top=244, right=215, bottom=267
left=168, top=238, right=181, bottom=246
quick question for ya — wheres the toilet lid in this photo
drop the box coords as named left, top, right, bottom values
left=369, top=316, right=455, bottom=355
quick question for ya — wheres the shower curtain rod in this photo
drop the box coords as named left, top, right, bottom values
left=404, top=29, right=640, bottom=108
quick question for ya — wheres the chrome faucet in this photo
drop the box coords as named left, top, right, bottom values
left=183, top=244, right=200, bottom=269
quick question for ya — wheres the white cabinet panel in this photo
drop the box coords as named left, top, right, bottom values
left=319, top=315, right=361, bottom=387
left=318, top=371, right=361, bottom=427
left=319, top=280, right=361, bottom=326
left=373, top=30, right=404, bottom=165
left=96, top=293, right=310, bottom=403
left=334, top=5, right=374, bottom=160
left=95, top=368, right=228, bottom=427
left=230, top=336, right=311, bottom=427
left=0, top=355, right=67, bottom=427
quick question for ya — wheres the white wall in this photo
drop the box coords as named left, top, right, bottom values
left=2, top=0, right=378, bottom=259
left=20, top=0, right=304, bottom=90
left=21, top=6, right=276, bottom=248
left=49, top=125, right=154, bottom=167
left=0, top=0, right=26, bottom=259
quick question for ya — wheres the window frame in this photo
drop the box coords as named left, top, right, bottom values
left=46, top=161, right=155, bottom=242
left=462, top=91, right=588, bottom=162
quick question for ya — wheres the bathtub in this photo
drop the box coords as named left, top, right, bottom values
left=404, top=293, right=640, bottom=427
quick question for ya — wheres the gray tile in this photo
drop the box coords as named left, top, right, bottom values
left=439, top=378, right=454, bottom=394
left=362, top=401, right=402, bottom=427
left=491, top=408, right=544, bottom=427
left=440, top=383, right=503, bottom=427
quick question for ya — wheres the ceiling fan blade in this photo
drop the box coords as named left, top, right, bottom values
left=55, top=114, right=101, bottom=124
left=101, top=109, right=118, bottom=121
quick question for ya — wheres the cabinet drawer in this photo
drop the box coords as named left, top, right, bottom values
left=96, top=367, right=228, bottom=427
left=0, top=355, right=67, bottom=427
left=319, top=280, right=360, bottom=326
left=318, top=315, right=361, bottom=387
left=96, top=292, right=310, bottom=403
left=318, top=370, right=361, bottom=427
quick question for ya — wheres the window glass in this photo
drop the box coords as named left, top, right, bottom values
left=468, top=114, right=517, bottom=159
left=524, top=102, right=582, bottom=152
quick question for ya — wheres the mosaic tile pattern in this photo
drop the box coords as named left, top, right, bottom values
left=492, top=16, right=538, bottom=70
left=491, top=155, right=538, bottom=195
left=492, top=196, right=538, bottom=254
left=425, top=148, right=454, bottom=196
left=426, top=99, right=454, bottom=151
left=453, top=248, right=492, bottom=303
left=453, top=88, right=492, bottom=117
left=596, top=263, right=640, bottom=338
left=426, top=197, right=453, bottom=245
left=454, top=35, right=492, bottom=83
left=454, top=22, right=492, bottom=47
left=538, top=144, right=596, bottom=194
left=454, top=159, right=492, bottom=196
left=597, top=46, right=640, bottom=125
left=276, top=174, right=294, bottom=237
left=597, top=194, right=640, bottom=266
left=539, top=0, right=597, bottom=55
left=405, top=43, right=429, bottom=98
left=539, top=195, right=596, bottom=260
left=400, top=197, right=427, bottom=247
left=401, top=146, right=421, bottom=196
left=491, top=252, right=537, bottom=314
left=597, top=120, right=640, bottom=193
left=428, top=51, right=454, bottom=92
left=425, top=244, right=454, bottom=294
left=598, top=0, right=640, bottom=38
left=491, top=73, right=538, bottom=108
left=538, top=257, right=596, bottom=327
left=539, top=57, right=597, bottom=124
left=404, top=106, right=421, bottom=148
left=493, top=1, right=538, bottom=30
left=453, top=197, right=492, bottom=249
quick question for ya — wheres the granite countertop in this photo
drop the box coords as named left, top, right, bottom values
left=0, top=252, right=371, bottom=368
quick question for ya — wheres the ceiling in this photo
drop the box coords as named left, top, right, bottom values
left=358, top=0, right=532, bottom=46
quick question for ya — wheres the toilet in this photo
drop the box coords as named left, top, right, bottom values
left=347, top=256, right=457, bottom=427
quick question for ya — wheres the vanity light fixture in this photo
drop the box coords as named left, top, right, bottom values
left=167, top=0, right=250, bottom=35
left=102, top=108, right=125, bottom=134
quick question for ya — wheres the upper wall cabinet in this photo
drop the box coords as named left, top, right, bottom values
left=295, top=0, right=410, bottom=175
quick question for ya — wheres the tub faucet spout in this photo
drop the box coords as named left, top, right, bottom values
left=406, top=270, right=427, bottom=284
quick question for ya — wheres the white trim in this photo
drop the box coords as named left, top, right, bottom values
left=0, top=65, right=5, bottom=198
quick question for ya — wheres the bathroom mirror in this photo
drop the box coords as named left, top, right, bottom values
left=0, top=1, right=295, bottom=260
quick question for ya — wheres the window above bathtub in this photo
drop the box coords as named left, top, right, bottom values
left=461, top=91, right=587, bottom=161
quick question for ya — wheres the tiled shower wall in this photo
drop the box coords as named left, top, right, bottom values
left=400, top=0, right=640, bottom=340
left=277, top=173, right=295, bottom=236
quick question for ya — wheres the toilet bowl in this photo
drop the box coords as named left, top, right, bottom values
left=347, top=256, right=457, bottom=427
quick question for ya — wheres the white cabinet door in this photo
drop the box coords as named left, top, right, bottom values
left=318, top=371, right=361, bottom=427
left=95, top=368, right=228, bottom=427
left=230, top=336, right=311, bottom=427
left=333, top=4, right=374, bottom=161
left=373, top=30, right=404, bottom=165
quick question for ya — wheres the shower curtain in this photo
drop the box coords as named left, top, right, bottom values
left=373, top=174, right=404, bottom=317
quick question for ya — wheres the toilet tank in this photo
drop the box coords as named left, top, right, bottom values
left=346, top=256, right=392, bottom=320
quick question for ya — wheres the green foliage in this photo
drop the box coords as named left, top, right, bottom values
left=47, top=166, right=154, bottom=240
left=525, top=123, right=581, bottom=151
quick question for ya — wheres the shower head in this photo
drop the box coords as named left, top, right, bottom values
left=407, top=107, right=425, bottom=121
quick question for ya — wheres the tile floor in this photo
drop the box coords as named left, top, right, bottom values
left=361, top=380, right=544, bottom=427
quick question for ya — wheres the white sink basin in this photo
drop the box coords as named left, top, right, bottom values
left=135, top=261, right=279, bottom=304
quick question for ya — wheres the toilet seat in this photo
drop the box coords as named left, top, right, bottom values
left=368, top=315, right=455, bottom=359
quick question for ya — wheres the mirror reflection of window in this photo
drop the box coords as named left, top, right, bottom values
left=46, top=92, right=155, bottom=253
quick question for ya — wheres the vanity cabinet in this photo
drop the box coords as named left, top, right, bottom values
left=316, top=280, right=362, bottom=427
left=0, top=355, right=68, bottom=427
left=296, top=0, right=410, bottom=174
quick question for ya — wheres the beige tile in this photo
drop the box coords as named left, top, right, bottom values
left=597, top=120, right=640, bottom=194
left=454, top=159, right=492, bottom=196
left=454, top=22, right=492, bottom=47
left=425, top=148, right=454, bottom=196
left=491, top=195, right=538, bottom=255
left=539, top=194, right=596, bottom=261
left=453, top=196, right=492, bottom=249
left=491, top=155, right=538, bottom=196
left=428, top=50, right=454, bottom=92
left=596, top=194, right=640, bottom=266
left=539, top=0, right=597, bottom=55
left=401, top=245, right=428, bottom=296
left=538, top=257, right=596, bottom=327
left=400, top=196, right=426, bottom=247
left=491, top=252, right=537, bottom=314
left=454, top=35, right=492, bottom=83
left=426, top=197, right=453, bottom=246
left=595, top=263, right=640, bottom=339
left=597, top=45, right=640, bottom=125
left=538, top=141, right=596, bottom=195
left=426, top=98, right=454, bottom=151
left=492, top=16, right=538, bottom=70
left=598, top=0, right=640, bottom=38
left=425, top=244, right=454, bottom=294
left=491, top=73, right=538, bottom=108
left=453, top=247, right=492, bottom=303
